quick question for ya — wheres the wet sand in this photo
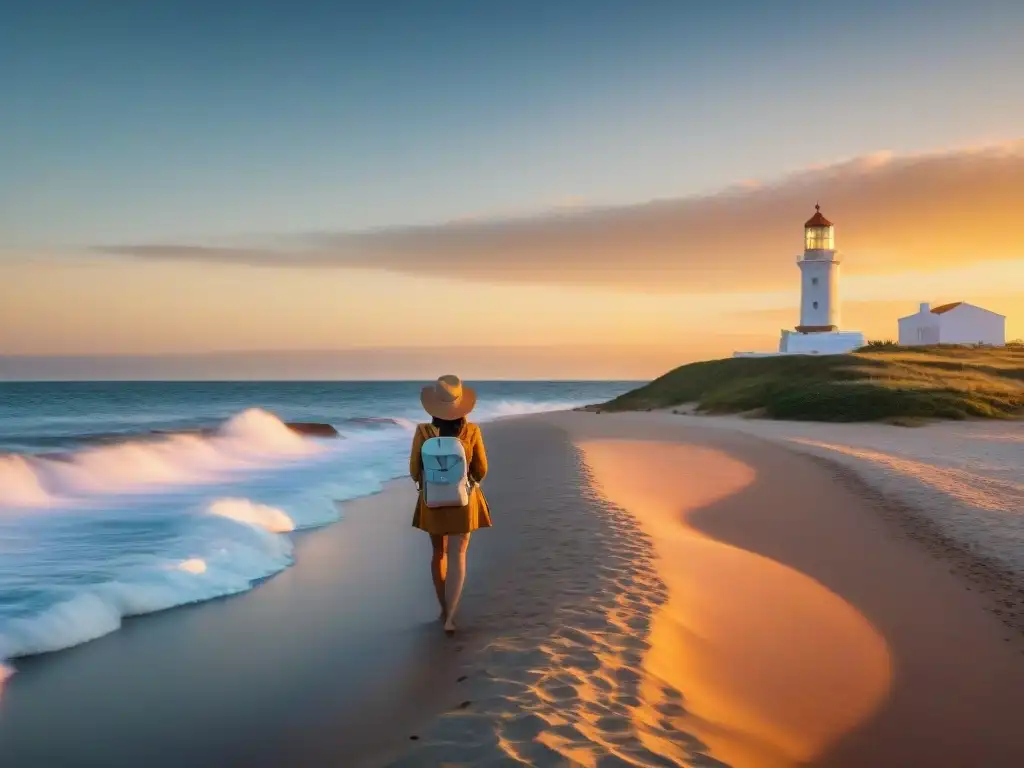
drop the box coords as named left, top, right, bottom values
left=0, top=481, right=473, bottom=767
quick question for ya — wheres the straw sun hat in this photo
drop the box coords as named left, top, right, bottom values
left=420, top=374, right=477, bottom=420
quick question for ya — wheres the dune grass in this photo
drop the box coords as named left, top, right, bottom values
left=599, top=345, right=1024, bottom=422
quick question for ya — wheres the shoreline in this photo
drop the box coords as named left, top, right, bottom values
left=0, top=480, right=479, bottom=767
left=2, top=411, right=1023, bottom=765
left=0, top=416, right=622, bottom=767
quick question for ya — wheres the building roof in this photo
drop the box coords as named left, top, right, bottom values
left=804, top=204, right=833, bottom=228
left=897, top=301, right=1007, bottom=322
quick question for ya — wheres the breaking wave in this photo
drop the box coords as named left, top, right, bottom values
left=0, top=408, right=320, bottom=508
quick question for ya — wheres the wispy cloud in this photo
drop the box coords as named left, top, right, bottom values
left=98, top=141, right=1024, bottom=292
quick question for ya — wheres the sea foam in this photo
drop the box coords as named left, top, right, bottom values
left=208, top=498, right=297, bottom=533
left=0, top=530, right=294, bottom=661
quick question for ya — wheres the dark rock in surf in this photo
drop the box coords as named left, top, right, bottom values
left=342, top=416, right=403, bottom=429
left=286, top=422, right=341, bottom=438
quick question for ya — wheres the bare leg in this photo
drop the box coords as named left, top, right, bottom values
left=444, top=533, right=471, bottom=634
left=430, top=534, right=448, bottom=621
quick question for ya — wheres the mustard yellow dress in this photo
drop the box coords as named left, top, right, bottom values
left=410, top=422, right=493, bottom=535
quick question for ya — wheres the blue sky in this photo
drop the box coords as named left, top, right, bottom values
left=2, top=0, right=1023, bottom=247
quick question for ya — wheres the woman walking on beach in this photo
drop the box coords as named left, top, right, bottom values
left=410, top=375, right=492, bottom=636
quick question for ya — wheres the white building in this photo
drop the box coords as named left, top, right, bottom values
left=898, top=302, right=1006, bottom=346
left=776, top=205, right=865, bottom=354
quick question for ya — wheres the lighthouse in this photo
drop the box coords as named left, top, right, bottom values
left=797, top=204, right=839, bottom=331
left=777, top=205, right=865, bottom=354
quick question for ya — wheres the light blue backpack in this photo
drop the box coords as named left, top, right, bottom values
left=421, top=429, right=471, bottom=508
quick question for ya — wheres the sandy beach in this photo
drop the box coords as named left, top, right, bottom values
left=554, top=412, right=1024, bottom=766
left=2, top=411, right=1023, bottom=766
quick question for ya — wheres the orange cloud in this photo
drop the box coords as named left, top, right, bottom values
left=100, top=141, right=1024, bottom=292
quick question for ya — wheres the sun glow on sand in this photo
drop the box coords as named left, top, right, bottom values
left=578, top=440, right=892, bottom=767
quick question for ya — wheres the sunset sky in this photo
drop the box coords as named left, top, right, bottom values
left=2, top=0, right=1023, bottom=379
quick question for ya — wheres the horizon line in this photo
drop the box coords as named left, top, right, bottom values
left=0, top=376, right=647, bottom=384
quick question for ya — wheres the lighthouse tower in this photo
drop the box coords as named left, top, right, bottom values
left=797, top=204, right=839, bottom=332
left=777, top=205, right=865, bottom=354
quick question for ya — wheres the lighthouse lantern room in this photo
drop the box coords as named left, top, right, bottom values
left=804, top=205, right=835, bottom=250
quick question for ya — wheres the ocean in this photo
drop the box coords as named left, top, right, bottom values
left=0, top=380, right=632, bottom=674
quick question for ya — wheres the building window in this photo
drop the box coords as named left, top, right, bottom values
left=812, top=301, right=819, bottom=309
left=811, top=277, right=819, bottom=285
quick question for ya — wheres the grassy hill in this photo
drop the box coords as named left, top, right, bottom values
left=598, top=345, right=1024, bottom=422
